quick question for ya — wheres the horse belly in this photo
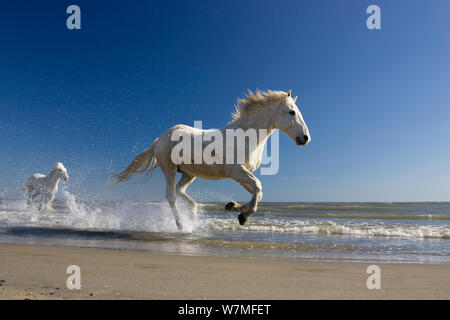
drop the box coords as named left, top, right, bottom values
left=28, top=176, right=44, bottom=191
left=178, top=164, right=227, bottom=180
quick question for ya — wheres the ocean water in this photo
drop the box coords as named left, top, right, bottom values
left=0, top=191, right=449, bottom=264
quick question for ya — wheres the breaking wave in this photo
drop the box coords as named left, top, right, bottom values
left=204, top=217, right=450, bottom=240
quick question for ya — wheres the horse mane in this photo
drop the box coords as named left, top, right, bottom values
left=231, top=89, right=288, bottom=121
left=50, top=162, right=65, bottom=175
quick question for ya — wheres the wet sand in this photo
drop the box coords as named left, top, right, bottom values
left=0, top=243, right=448, bottom=300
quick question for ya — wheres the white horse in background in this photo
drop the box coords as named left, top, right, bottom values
left=112, top=89, right=310, bottom=230
left=23, top=162, right=69, bottom=209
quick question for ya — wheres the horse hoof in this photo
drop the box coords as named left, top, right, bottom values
left=225, top=201, right=238, bottom=211
left=238, top=213, right=247, bottom=225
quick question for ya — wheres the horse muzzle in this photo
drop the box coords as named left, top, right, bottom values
left=296, top=135, right=309, bottom=146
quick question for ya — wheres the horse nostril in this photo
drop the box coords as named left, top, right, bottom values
left=304, top=135, right=309, bottom=142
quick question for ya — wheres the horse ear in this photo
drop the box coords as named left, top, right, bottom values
left=287, top=89, right=292, bottom=97
left=293, top=96, right=298, bottom=103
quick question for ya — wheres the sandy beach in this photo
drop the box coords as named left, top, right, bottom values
left=0, top=243, right=448, bottom=300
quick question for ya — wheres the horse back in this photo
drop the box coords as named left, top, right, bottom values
left=27, top=173, right=46, bottom=185
left=31, top=173, right=46, bottom=179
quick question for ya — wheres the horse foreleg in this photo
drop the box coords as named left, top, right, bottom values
left=48, top=193, right=55, bottom=208
left=38, top=195, right=45, bottom=211
left=225, top=166, right=263, bottom=225
left=176, top=173, right=197, bottom=218
left=26, top=188, right=33, bottom=205
left=29, top=191, right=39, bottom=206
left=162, top=166, right=183, bottom=231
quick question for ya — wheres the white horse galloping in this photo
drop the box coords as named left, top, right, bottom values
left=23, top=162, right=69, bottom=209
left=112, top=89, right=310, bottom=230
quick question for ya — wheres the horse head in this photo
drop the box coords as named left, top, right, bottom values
left=54, top=162, right=69, bottom=181
left=272, top=90, right=310, bottom=146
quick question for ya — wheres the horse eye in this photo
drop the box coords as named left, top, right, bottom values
left=289, top=110, right=296, bottom=115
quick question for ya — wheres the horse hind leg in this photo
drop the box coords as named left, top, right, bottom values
left=161, top=165, right=183, bottom=231
left=28, top=189, right=39, bottom=206
left=176, top=173, right=197, bottom=218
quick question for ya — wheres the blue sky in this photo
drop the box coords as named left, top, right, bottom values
left=0, top=0, right=449, bottom=202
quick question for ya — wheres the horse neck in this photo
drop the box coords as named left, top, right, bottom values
left=223, top=111, right=275, bottom=147
left=222, top=111, right=275, bottom=168
left=48, top=170, right=61, bottom=187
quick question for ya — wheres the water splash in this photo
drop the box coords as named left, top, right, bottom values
left=0, top=188, right=205, bottom=234
left=61, top=187, right=205, bottom=233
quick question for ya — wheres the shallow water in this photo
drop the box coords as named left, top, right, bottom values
left=0, top=193, right=449, bottom=264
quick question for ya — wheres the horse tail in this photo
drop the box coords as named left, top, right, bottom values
left=110, top=139, right=159, bottom=184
